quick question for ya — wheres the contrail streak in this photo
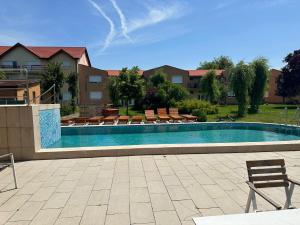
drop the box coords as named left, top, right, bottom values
left=88, top=0, right=115, bottom=51
left=109, top=0, right=132, bottom=41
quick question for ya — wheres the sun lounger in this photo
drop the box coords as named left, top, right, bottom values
left=245, top=159, right=300, bottom=213
left=169, top=108, right=184, bottom=122
left=118, top=115, right=129, bottom=124
left=86, top=116, right=103, bottom=125
left=131, top=115, right=143, bottom=124
left=73, top=117, right=89, bottom=125
left=157, top=108, right=171, bottom=122
left=182, top=114, right=197, bottom=122
left=145, top=110, right=157, bottom=123
left=61, top=118, right=74, bottom=126
left=103, top=116, right=118, bottom=124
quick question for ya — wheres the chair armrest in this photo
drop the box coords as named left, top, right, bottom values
left=246, top=181, right=282, bottom=210
left=0, top=153, right=13, bottom=159
left=288, top=178, right=300, bottom=186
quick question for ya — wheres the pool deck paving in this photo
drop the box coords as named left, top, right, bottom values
left=0, top=151, right=300, bottom=225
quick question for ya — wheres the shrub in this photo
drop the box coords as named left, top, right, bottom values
left=176, top=99, right=218, bottom=115
left=192, top=109, right=207, bottom=122
left=61, top=104, right=73, bottom=116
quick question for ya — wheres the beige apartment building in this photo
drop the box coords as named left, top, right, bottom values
left=0, top=43, right=91, bottom=103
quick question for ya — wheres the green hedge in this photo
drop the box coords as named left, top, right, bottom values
left=176, top=99, right=218, bottom=115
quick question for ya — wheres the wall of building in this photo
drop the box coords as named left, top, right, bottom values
left=0, top=46, right=42, bottom=67
left=78, top=53, right=90, bottom=66
left=0, top=104, right=60, bottom=160
left=78, top=64, right=110, bottom=116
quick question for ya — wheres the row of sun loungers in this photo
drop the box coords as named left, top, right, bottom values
left=61, top=108, right=197, bottom=126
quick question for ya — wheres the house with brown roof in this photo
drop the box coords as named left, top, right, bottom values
left=0, top=43, right=91, bottom=102
left=0, top=80, right=40, bottom=104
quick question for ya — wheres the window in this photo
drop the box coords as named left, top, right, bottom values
left=62, top=61, right=71, bottom=67
left=89, top=91, right=102, bottom=100
left=0, top=61, right=17, bottom=68
left=227, top=91, right=235, bottom=97
left=62, top=92, right=71, bottom=101
left=89, top=75, right=102, bottom=83
left=171, top=75, right=183, bottom=84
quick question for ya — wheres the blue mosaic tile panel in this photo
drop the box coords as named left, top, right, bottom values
left=39, top=108, right=61, bottom=148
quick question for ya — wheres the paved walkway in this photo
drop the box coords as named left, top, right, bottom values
left=1, top=151, right=300, bottom=225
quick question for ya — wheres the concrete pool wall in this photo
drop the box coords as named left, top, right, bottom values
left=0, top=104, right=60, bottom=160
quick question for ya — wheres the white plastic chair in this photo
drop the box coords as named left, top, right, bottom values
left=0, top=153, right=18, bottom=189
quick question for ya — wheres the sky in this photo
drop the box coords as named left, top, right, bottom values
left=0, top=0, right=299, bottom=70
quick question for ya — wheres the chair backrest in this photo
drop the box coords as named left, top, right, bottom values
left=246, top=159, right=289, bottom=189
left=157, top=108, right=167, bottom=115
left=169, top=108, right=179, bottom=115
left=145, top=110, right=155, bottom=117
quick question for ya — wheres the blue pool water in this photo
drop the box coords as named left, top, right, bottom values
left=47, top=123, right=300, bottom=148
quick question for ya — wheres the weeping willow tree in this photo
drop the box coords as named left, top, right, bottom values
left=249, top=58, right=269, bottom=113
left=66, top=72, right=78, bottom=112
left=231, top=62, right=254, bottom=117
left=200, top=70, right=220, bottom=104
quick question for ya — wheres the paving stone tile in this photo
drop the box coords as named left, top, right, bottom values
left=186, top=184, right=217, bottom=209
left=9, top=201, right=44, bottom=221
left=150, top=193, right=174, bottom=211
left=173, top=200, right=201, bottom=222
left=154, top=211, right=181, bottom=225
left=43, top=193, right=70, bottom=209
left=167, top=185, right=190, bottom=201
left=56, top=181, right=77, bottom=193
left=107, top=195, right=129, bottom=215
left=130, top=177, right=147, bottom=188
left=29, top=187, right=56, bottom=202
left=59, top=205, right=86, bottom=218
left=130, top=188, right=150, bottom=203
left=80, top=205, right=107, bottom=225
left=199, top=207, right=224, bottom=216
left=130, top=203, right=154, bottom=224
left=162, top=175, right=181, bottom=186
left=16, top=182, right=43, bottom=195
left=93, top=178, right=113, bottom=190
left=88, top=190, right=110, bottom=206
left=5, top=221, right=30, bottom=225
left=105, top=213, right=130, bottom=225
left=0, top=195, right=30, bottom=212
left=214, top=196, right=243, bottom=214
left=0, top=211, right=14, bottom=224
left=54, top=217, right=81, bottom=225
left=147, top=181, right=167, bottom=194
left=30, top=208, right=61, bottom=225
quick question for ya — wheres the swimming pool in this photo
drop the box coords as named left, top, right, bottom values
left=47, top=123, right=300, bottom=148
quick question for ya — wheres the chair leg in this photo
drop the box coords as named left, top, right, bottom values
left=284, top=184, right=295, bottom=209
left=245, top=189, right=253, bottom=213
left=252, top=191, right=258, bottom=212
left=10, top=154, right=18, bottom=189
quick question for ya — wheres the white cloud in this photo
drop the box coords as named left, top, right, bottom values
left=214, top=0, right=237, bottom=10
left=109, top=0, right=132, bottom=41
left=88, top=0, right=116, bottom=51
left=127, top=3, right=185, bottom=33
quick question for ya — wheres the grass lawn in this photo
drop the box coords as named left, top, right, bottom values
left=120, top=104, right=300, bottom=124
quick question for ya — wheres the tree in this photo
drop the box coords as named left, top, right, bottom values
left=276, top=49, right=300, bottom=102
left=200, top=70, right=220, bottom=103
left=66, top=72, right=78, bottom=112
left=231, top=62, right=254, bottom=117
left=108, top=77, right=120, bottom=106
left=0, top=70, right=6, bottom=79
left=144, top=70, right=188, bottom=109
left=109, top=66, right=144, bottom=115
left=249, top=58, right=269, bottom=113
left=198, top=56, right=234, bottom=70
left=42, top=62, right=65, bottom=103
